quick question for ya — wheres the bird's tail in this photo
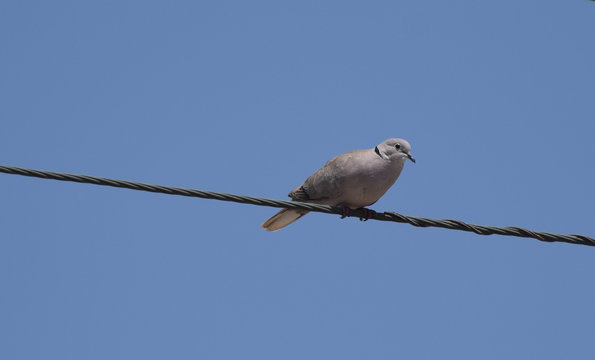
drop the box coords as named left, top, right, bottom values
left=262, top=208, right=309, bottom=232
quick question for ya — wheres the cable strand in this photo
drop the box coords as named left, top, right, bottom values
left=1, top=164, right=592, bottom=247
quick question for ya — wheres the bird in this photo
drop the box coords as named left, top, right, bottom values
left=262, top=138, right=415, bottom=231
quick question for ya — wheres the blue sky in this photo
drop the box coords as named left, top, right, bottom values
left=1, top=1, right=594, bottom=359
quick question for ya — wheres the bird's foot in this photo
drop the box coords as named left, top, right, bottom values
left=340, top=207, right=376, bottom=221
left=358, top=208, right=376, bottom=221
left=340, top=207, right=351, bottom=219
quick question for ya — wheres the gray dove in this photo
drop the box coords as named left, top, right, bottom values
left=262, top=138, right=415, bottom=231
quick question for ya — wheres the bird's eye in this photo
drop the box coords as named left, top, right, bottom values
left=395, top=144, right=401, bottom=150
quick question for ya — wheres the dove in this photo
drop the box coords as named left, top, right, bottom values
left=262, top=138, right=415, bottom=231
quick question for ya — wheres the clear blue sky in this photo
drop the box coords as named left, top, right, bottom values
left=1, top=1, right=594, bottom=359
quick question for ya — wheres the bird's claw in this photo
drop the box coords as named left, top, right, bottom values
left=340, top=207, right=376, bottom=221
left=359, top=208, right=376, bottom=221
left=340, top=207, right=351, bottom=219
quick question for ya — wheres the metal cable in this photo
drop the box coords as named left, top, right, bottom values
left=1, top=164, right=593, bottom=247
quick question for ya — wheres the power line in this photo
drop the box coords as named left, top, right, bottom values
left=1, top=164, right=593, bottom=247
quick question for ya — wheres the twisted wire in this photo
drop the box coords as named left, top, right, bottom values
left=1, top=165, right=593, bottom=247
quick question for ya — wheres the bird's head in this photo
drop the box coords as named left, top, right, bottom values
left=376, top=138, right=415, bottom=163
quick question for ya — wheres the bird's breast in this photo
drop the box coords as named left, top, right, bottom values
left=338, top=160, right=404, bottom=208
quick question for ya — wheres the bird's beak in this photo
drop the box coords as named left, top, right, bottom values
left=407, top=153, right=416, bottom=163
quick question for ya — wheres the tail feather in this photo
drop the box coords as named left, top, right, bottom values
left=262, top=208, right=309, bottom=232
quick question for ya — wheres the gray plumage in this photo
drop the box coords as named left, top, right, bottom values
left=262, top=138, right=415, bottom=231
